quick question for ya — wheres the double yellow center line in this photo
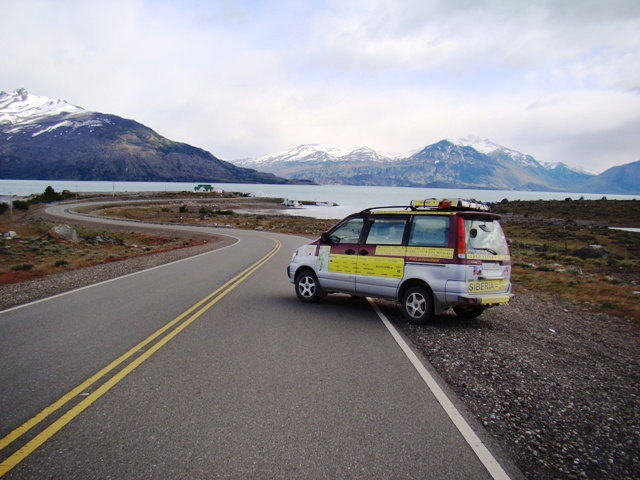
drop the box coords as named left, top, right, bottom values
left=0, top=239, right=281, bottom=477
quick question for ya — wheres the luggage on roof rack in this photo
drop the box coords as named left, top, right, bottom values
left=410, top=198, right=490, bottom=212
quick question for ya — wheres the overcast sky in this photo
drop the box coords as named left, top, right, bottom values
left=2, top=0, right=639, bottom=172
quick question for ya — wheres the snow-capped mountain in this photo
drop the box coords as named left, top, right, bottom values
left=0, top=88, right=295, bottom=184
left=452, top=135, right=541, bottom=170
left=229, top=140, right=640, bottom=193
left=452, top=135, right=596, bottom=179
left=0, top=88, right=84, bottom=130
left=236, top=144, right=397, bottom=168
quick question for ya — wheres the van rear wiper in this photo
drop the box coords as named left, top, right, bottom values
left=473, top=247, right=498, bottom=255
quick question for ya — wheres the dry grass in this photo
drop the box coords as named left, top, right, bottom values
left=0, top=209, right=204, bottom=285
left=91, top=201, right=337, bottom=237
left=494, top=200, right=640, bottom=321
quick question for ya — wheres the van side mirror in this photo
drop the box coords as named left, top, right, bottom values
left=321, top=232, right=331, bottom=244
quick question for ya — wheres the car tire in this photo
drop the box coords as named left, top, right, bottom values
left=453, top=305, right=484, bottom=319
left=401, top=286, right=433, bottom=324
left=295, top=270, right=323, bottom=303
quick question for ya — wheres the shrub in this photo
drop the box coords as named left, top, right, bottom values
left=11, top=263, right=33, bottom=271
left=215, top=209, right=234, bottom=215
left=54, top=260, right=69, bottom=267
left=514, top=261, right=535, bottom=269
left=12, top=200, right=30, bottom=210
left=566, top=267, right=583, bottom=276
left=178, top=205, right=188, bottom=213
left=535, top=264, right=555, bottom=272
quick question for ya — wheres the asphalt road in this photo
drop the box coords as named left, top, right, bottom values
left=0, top=201, right=516, bottom=479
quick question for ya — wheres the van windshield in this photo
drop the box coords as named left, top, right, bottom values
left=465, top=219, right=509, bottom=256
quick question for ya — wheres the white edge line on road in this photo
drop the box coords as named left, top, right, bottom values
left=0, top=237, right=240, bottom=316
left=368, top=299, right=512, bottom=480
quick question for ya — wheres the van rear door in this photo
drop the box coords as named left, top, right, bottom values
left=462, top=215, right=512, bottom=294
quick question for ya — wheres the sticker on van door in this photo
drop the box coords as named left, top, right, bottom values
left=328, top=254, right=358, bottom=274
left=317, top=246, right=330, bottom=272
left=358, top=256, right=404, bottom=278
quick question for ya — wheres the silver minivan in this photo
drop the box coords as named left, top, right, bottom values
left=287, top=199, right=513, bottom=324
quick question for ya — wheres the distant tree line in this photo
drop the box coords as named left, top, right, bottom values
left=1, top=186, right=74, bottom=212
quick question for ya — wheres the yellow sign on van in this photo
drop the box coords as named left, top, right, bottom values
left=376, top=246, right=454, bottom=259
left=327, top=254, right=404, bottom=278
left=328, top=254, right=358, bottom=274
left=358, top=256, right=404, bottom=278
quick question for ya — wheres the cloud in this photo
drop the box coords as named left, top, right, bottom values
left=1, top=0, right=639, bottom=173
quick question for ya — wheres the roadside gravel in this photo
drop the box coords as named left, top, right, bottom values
left=381, top=291, right=639, bottom=479
left=2, top=242, right=638, bottom=479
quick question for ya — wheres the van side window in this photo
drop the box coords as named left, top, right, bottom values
left=365, top=218, right=407, bottom=245
left=408, top=216, right=449, bottom=247
left=329, top=218, right=364, bottom=244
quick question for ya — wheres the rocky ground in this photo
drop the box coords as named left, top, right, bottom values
left=382, top=292, right=639, bottom=479
left=2, top=209, right=638, bottom=479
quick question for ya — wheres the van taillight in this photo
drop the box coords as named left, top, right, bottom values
left=457, top=216, right=466, bottom=256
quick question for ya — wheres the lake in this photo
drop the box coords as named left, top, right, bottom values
left=1, top=179, right=637, bottom=219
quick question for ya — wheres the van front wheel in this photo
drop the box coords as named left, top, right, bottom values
left=401, top=286, right=433, bottom=324
left=295, top=270, right=323, bottom=303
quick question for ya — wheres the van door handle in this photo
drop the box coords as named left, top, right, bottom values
left=359, top=249, right=369, bottom=256
left=345, top=249, right=355, bottom=255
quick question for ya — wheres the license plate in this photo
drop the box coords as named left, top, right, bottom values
left=468, top=279, right=508, bottom=293
left=482, top=262, right=501, bottom=271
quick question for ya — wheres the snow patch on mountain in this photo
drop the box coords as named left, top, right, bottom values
left=541, top=161, right=597, bottom=175
left=452, top=135, right=499, bottom=154
left=0, top=88, right=88, bottom=134
left=238, top=143, right=398, bottom=167
left=31, top=118, right=110, bottom=137
left=451, top=135, right=540, bottom=168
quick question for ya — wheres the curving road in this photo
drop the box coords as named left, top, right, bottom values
left=0, top=201, right=517, bottom=479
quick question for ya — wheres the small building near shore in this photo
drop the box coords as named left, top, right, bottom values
left=194, top=184, right=222, bottom=193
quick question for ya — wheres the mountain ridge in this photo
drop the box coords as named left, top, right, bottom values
left=2, top=88, right=637, bottom=193
left=232, top=140, right=639, bottom=194
left=0, top=88, right=299, bottom=184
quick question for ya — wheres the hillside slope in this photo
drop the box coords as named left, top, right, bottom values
left=0, top=89, right=296, bottom=184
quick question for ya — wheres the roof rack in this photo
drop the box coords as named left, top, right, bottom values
left=410, top=198, right=491, bottom=212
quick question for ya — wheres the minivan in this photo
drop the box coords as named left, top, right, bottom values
left=287, top=199, right=512, bottom=324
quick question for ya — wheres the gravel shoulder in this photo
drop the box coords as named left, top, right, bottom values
left=2, top=228, right=638, bottom=479
left=380, top=290, right=639, bottom=479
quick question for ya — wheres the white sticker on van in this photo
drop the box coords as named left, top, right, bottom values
left=317, top=246, right=330, bottom=272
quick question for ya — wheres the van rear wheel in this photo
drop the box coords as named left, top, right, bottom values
left=401, top=286, right=433, bottom=324
left=453, top=305, right=484, bottom=319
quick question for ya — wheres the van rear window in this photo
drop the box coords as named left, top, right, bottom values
left=408, top=217, right=449, bottom=247
left=465, top=219, right=509, bottom=256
